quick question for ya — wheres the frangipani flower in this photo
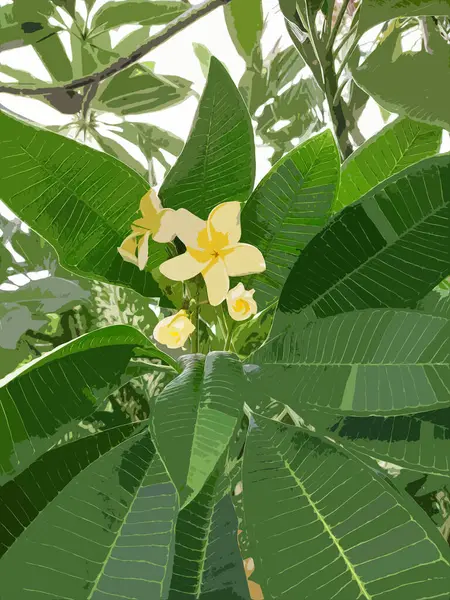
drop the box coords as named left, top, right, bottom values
left=226, top=283, right=257, bottom=321
left=159, top=202, right=266, bottom=306
left=118, top=189, right=177, bottom=270
left=153, top=310, right=195, bottom=349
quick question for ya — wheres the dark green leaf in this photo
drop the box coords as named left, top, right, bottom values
left=0, top=324, right=173, bottom=481
left=243, top=416, right=450, bottom=599
left=278, top=154, right=450, bottom=317
left=159, top=57, right=255, bottom=218
left=0, top=422, right=139, bottom=556
left=251, top=309, right=450, bottom=416
left=335, top=118, right=442, bottom=212
left=0, top=431, right=179, bottom=599
left=0, top=111, right=172, bottom=303
left=151, top=352, right=246, bottom=507
left=241, top=129, right=339, bottom=310
left=306, top=406, right=450, bottom=476
left=169, top=467, right=250, bottom=599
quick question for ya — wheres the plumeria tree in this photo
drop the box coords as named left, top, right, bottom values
left=0, top=1, right=450, bottom=599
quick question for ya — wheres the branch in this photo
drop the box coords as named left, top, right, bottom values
left=0, top=0, right=231, bottom=97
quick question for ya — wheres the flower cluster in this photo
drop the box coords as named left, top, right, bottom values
left=118, top=190, right=266, bottom=349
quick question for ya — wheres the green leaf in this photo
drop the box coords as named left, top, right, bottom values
left=243, top=416, right=450, bottom=599
left=278, top=154, right=450, bottom=317
left=358, top=0, right=450, bottom=38
left=169, top=467, right=250, bottom=599
left=334, top=118, right=442, bottom=212
left=0, top=431, right=179, bottom=600
left=0, top=324, right=172, bottom=481
left=0, top=111, right=172, bottom=303
left=0, top=2, right=59, bottom=51
left=0, top=422, right=139, bottom=556
left=241, top=130, right=339, bottom=310
left=306, top=406, right=450, bottom=476
left=354, top=24, right=450, bottom=131
left=224, top=0, right=263, bottom=63
left=251, top=309, right=450, bottom=416
left=94, top=64, right=193, bottom=115
left=151, top=353, right=246, bottom=507
left=90, top=0, right=186, bottom=34
left=159, top=57, right=255, bottom=219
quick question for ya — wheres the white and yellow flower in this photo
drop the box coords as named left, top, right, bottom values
left=226, top=283, right=257, bottom=321
left=159, top=202, right=266, bottom=306
left=118, top=189, right=177, bottom=270
left=153, top=310, right=195, bottom=349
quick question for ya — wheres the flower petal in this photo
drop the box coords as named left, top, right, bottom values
left=153, top=208, right=177, bottom=243
left=207, top=201, right=241, bottom=245
left=223, top=243, right=266, bottom=276
left=159, top=252, right=204, bottom=281
left=202, top=258, right=229, bottom=306
left=176, top=208, right=207, bottom=249
left=137, top=231, right=150, bottom=271
left=140, top=188, right=163, bottom=217
left=118, top=233, right=138, bottom=266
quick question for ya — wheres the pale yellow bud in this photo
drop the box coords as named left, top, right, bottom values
left=153, top=310, right=195, bottom=349
left=226, top=283, right=257, bottom=321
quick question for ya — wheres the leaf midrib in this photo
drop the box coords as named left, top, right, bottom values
left=282, top=457, right=372, bottom=599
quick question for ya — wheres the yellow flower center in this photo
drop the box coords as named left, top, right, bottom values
left=233, top=299, right=249, bottom=313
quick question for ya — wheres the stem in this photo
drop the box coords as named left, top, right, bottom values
left=191, top=278, right=201, bottom=354
left=225, top=322, right=235, bottom=352
left=0, top=0, right=231, bottom=97
left=326, top=0, right=351, bottom=54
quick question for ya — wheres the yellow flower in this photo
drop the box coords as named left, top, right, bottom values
left=226, top=283, right=257, bottom=321
left=153, top=310, right=195, bottom=349
left=118, top=189, right=177, bottom=270
left=159, top=202, right=266, bottom=306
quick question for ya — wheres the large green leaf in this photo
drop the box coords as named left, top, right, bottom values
left=0, top=324, right=173, bottom=482
left=334, top=118, right=442, bottom=212
left=357, top=0, right=450, bottom=37
left=0, top=431, right=179, bottom=600
left=243, top=416, right=450, bottom=599
left=151, top=352, right=246, bottom=507
left=159, top=57, right=255, bottom=219
left=241, top=130, right=339, bottom=310
left=169, top=466, right=250, bottom=599
left=354, top=25, right=450, bottom=131
left=278, top=154, right=450, bottom=317
left=0, top=111, right=172, bottom=302
left=90, top=0, right=187, bottom=35
left=94, top=64, right=193, bottom=115
left=306, top=406, right=450, bottom=476
left=0, top=422, right=139, bottom=556
left=250, top=309, right=450, bottom=415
